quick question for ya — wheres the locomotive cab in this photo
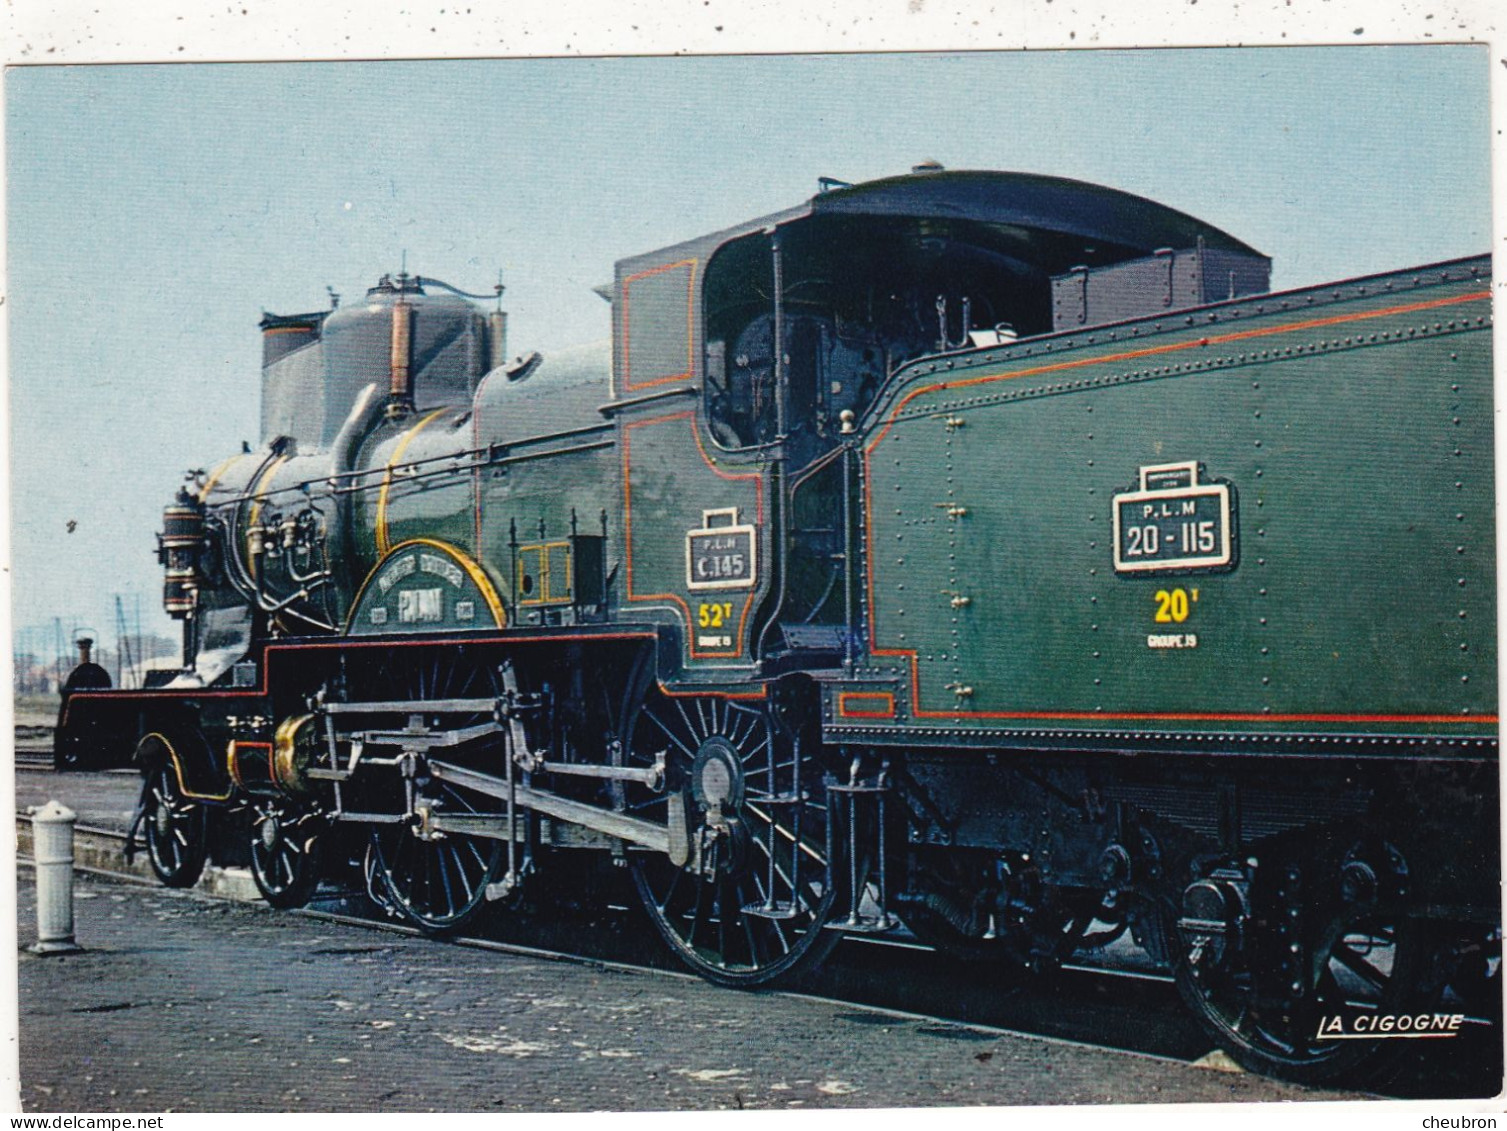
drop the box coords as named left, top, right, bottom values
left=659, top=166, right=1273, bottom=646
left=696, top=166, right=1271, bottom=461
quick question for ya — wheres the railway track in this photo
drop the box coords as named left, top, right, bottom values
left=14, top=726, right=56, bottom=766
left=14, top=810, right=1500, bottom=1099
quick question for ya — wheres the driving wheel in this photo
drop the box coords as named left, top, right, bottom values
left=618, top=682, right=839, bottom=986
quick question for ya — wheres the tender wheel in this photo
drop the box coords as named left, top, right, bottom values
left=249, top=801, right=323, bottom=909
left=618, top=681, right=839, bottom=987
left=1171, top=837, right=1443, bottom=1084
left=369, top=782, right=503, bottom=935
left=136, top=740, right=208, bottom=889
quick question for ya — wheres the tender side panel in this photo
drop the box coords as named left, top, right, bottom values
left=862, top=269, right=1495, bottom=741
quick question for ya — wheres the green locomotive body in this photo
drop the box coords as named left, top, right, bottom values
left=56, top=168, right=1499, bottom=1085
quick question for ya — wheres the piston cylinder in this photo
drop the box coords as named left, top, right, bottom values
left=227, top=714, right=317, bottom=797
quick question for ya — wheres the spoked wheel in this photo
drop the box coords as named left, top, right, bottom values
left=1171, top=837, right=1444, bottom=1084
left=249, top=801, right=324, bottom=909
left=370, top=781, right=504, bottom=935
left=618, top=681, right=839, bottom=987
left=347, top=650, right=508, bottom=936
left=136, top=739, right=209, bottom=889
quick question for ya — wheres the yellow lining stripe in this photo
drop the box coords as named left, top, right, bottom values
left=197, top=454, right=242, bottom=503
left=344, top=538, right=507, bottom=633
left=517, top=540, right=574, bottom=606
left=139, top=731, right=234, bottom=802
left=375, top=409, right=448, bottom=556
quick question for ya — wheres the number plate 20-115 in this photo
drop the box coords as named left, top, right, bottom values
left=1112, top=461, right=1234, bottom=575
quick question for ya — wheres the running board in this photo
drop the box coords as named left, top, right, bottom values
left=428, top=758, right=689, bottom=863
left=324, top=697, right=500, bottom=715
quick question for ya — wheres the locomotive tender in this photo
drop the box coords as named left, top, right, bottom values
left=57, top=167, right=1498, bottom=1083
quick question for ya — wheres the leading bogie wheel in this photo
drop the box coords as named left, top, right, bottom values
left=135, top=735, right=209, bottom=889
left=618, top=683, right=839, bottom=987
left=249, top=801, right=324, bottom=909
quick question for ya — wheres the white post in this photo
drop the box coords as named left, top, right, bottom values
left=30, top=800, right=83, bottom=954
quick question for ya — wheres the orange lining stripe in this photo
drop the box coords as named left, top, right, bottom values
left=863, top=288, right=1496, bottom=726
left=838, top=691, right=896, bottom=719
left=620, top=259, right=698, bottom=395
left=621, top=410, right=763, bottom=660
left=865, top=290, right=1489, bottom=455
left=226, top=740, right=272, bottom=791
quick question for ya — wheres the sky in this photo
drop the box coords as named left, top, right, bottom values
left=4, top=46, right=1494, bottom=670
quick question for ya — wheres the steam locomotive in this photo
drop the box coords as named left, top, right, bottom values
left=56, top=166, right=1498, bottom=1084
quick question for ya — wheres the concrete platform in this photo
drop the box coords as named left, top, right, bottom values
left=14, top=870, right=1362, bottom=1112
